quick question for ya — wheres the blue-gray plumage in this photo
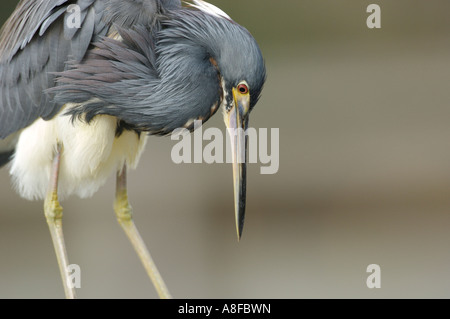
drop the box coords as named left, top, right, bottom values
left=0, top=0, right=181, bottom=142
left=0, top=0, right=104, bottom=142
left=53, top=9, right=265, bottom=135
left=0, top=0, right=265, bottom=153
left=0, top=0, right=265, bottom=298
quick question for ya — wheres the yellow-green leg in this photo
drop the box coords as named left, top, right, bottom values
left=114, top=165, right=172, bottom=299
left=44, top=144, right=76, bottom=299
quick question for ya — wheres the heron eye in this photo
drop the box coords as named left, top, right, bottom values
left=237, top=84, right=249, bottom=95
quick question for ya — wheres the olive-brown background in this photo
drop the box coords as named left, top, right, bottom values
left=2, top=0, right=450, bottom=298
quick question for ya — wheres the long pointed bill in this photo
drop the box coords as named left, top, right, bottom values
left=225, top=88, right=250, bottom=240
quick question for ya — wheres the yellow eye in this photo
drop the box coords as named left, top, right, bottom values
left=237, top=83, right=249, bottom=95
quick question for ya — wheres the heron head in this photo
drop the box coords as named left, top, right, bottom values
left=222, top=59, right=266, bottom=240
left=192, top=1, right=266, bottom=240
left=164, top=1, right=267, bottom=239
left=203, top=6, right=266, bottom=240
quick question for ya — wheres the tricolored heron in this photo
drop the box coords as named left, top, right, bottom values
left=0, top=0, right=266, bottom=298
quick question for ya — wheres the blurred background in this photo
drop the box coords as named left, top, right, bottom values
left=2, top=0, right=450, bottom=298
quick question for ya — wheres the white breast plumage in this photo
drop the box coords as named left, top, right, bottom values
left=10, top=105, right=147, bottom=200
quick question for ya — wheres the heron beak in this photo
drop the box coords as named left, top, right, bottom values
left=225, top=88, right=250, bottom=240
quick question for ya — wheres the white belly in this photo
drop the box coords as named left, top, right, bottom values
left=10, top=109, right=148, bottom=200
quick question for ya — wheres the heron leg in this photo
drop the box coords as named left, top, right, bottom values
left=114, top=164, right=172, bottom=299
left=44, top=143, right=76, bottom=299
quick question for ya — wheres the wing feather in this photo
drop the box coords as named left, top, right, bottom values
left=0, top=0, right=180, bottom=140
